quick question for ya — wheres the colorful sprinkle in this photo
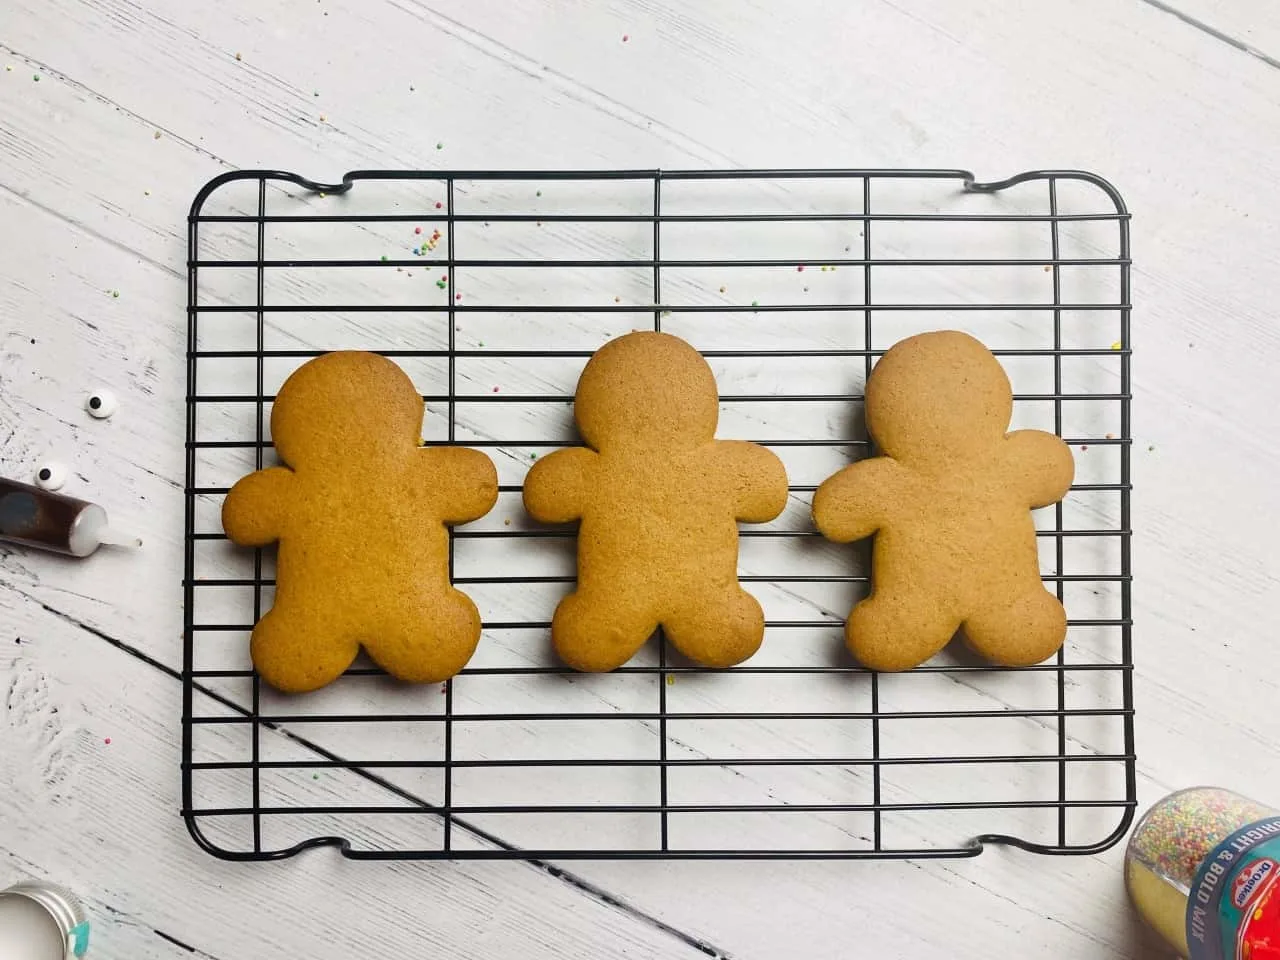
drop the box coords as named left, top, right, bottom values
left=111, top=290, right=120, bottom=298
left=435, top=201, right=443, bottom=209
left=622, top=34, right=630, bottom=41
left=440, top=274, right=448, bottom=281
left=436, top=280, right=446, bottom=289
left=32, top=74, right=40, bottom=82
left=820, top=265, right=828, bottom=272
left=1111, top=341, right=1122, bottom=350
left=1080, top=444, right=1088, bottom=451
left=415, top=226, right=423, bottom=234
left=530, top=452, right=538, bottom=460
left=456, top=293, right=462, bottom=300
left=503, top=518, right=511, bottom=526
left=235, top=52, right=242, bottom=61
left=478, top=341, right=484, bottom=347
left=666, top=674, right=675, bottom=685
left=436, top=141, right=443, bottom=150
left=536, top=190, right=542, bottom=197
left=614, top=296, right=621, bottom=303
left=719, top=286, right=726, bottom=294
left=380, top=254, right=388, bottom=262
left=1129, top=788, right=1272, bottom=888
left=492, top=386, right=499, bottom=393
left=751, top=300, right=759, bottom=307
left=153, top=130, right=162, bottom=140
left=1105, top=432, right=1116, bottom=440
left=103, top=737, right=112, bottom=745
left=796, top=265, right=805, bottom=272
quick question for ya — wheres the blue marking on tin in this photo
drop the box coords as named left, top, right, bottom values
left=70, top=921, right=90, bottom=957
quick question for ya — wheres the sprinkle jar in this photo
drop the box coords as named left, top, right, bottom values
left=1127, top=787, right=1280, bottom=959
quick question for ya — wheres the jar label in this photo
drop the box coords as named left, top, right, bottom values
left=1188, top=815, right=1280, bottom=959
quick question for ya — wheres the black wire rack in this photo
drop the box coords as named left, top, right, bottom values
left=183, top=168, right=1134, bottom=861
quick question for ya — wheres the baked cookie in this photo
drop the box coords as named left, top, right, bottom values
left=523, top=331, right=789, bottom=671
left=812, top=330, right=1074, bottom=671
left=222, top=351, right=497, bottom=693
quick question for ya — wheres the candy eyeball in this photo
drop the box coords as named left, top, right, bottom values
left=85, top=389, right=117, bottom=419
left=34, top=461, right=68, bottom=491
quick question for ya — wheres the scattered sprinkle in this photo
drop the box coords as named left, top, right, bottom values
left=313, top=91, right=319, bottom=97
left=111, top=290, right=120, bottom=298
left=436, top=280, right=446, bottom=289
left=820, top=265, right=828, bottom=272
left=719, top=286, right=726, bottom=294
left=478, top=341, right=484, bottom=347
left=456, top=293, right=462, bottom=300
left=313, top=773, right=320, bottom=780
left=1105, top=432, right=1116, bottom=440
left=235, top=52, right=242, bottom=61
left=435, top=201, right=443, bottom=209
left=1111, top=341, right=1122, bottom=350
left=1043, top=265, right=1052, bottom=272
left=415, top=226, right=423, bottom=234
left=396, top=267, right=403, bottom=272
left=103, top=738, right=112, bottom=745
left=1148, top=445, right=1155, bottom=452
left=32, top=74, right=40, bottom=82
left=455, top=325, right=461, bottom=331
left=530, top=452, right=538, bottom=460
left=614, top=296, right=621, bottom=303
left=318, top=191, right=327, bottom=198
left=797, top=265, right=805, bottom=272
left=4, top=66, right=10, bottom=72
left=536, top=221, right=542, bottom=227
left=380, top=254, right=388, bottom=262
left=492, top=386, right=499, bottom=393
left=144, top=190, right=150, bottom=196
left=440, top=274, right=448, bottom=281
left=153, top=130, right=162, bottom=140
left=536, top=190, right=542, bottom=197
left=1080, top=444, right=1088, bottom=451
left=319, top=114, right=326, bottom=122
left=436, top=141, right=443, bottom=150
left=661, top=310, right=671, bottom=317
left=666, top=674, right=675, bottom=685
left=622, top=34, right=630, bottom=42
left=503, top=518, right=511, bottom=526
left=751, top=300, right=759, bottom=307
left=409, top=85, right=415, bottom=92
left=803, top=286, right=809, bottom=292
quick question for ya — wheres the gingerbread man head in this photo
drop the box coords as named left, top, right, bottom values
left=269, top=351, right=425, bottom=469
left=867, top=330, right=1014, bottom=471
left=574, top=331, right=719, bottom=452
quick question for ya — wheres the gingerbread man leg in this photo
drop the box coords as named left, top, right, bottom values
left=363, top=587, right=482, bottom=684
left=251, top=601, right=360, bottom=694
left=663, top=586, right=765, bottom=668
left=552, top=588, right=658, bottom=673
left=962, top=587, right=1066, bottom=666
left=846, top=591, right=960, bottom=671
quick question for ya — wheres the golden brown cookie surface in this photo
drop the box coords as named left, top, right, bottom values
left=812, top=330, right=1074, bottom=670
left=221, top=351, right=497, bottom=692
left=523, top=332, right=789, bottom=671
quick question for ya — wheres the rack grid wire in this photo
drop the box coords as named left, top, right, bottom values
left=183, top=168, right=1134, bottom=861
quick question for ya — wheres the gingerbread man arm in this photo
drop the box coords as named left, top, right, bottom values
left=712, top=440, right=789, bottom=523
left=423, top=447, right=499, bottom=524
left=812, top=456, right=902, bottom=543
left=523, top=447, right=598, bottom=523
left=1003, top=430, right=1075, bottom=509
left=222, top=467, right=296, bottom=546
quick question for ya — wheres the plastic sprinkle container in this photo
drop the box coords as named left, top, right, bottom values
left=1127, top=787, right=1280, bottom=959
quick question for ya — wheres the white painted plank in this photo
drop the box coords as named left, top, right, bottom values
left=1138, top=0, right=1280, bottom=67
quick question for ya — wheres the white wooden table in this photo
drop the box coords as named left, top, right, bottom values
left=2, top=1, right=1279, bottom=957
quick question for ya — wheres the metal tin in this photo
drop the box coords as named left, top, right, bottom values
left=0, top=883, right=90, bottom=960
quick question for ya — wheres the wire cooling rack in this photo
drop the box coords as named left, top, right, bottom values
left=183, top=168, right=1133, bottom=861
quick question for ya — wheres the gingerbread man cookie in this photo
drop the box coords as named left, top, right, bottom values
left=812, top=330, right=1074, bottom=671
left=523, top=332, right=789, bottom=671
left=222, top=351, right=498, bottom=693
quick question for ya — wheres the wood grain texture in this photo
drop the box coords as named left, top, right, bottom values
left=1, top=0, right=1279, bottom=956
